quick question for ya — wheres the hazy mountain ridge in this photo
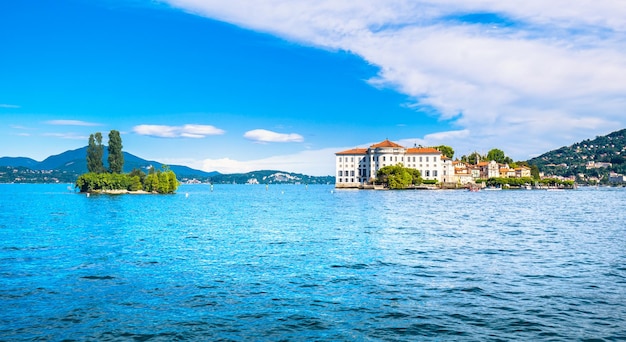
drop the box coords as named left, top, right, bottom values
left=0, top=147, right=333, bottom=184
left=207, top=170, right=334, bottom=185
left=527, top=128, right=626, bottom=181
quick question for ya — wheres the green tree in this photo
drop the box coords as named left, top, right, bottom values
left=487, top=148, right=506, bottom=163
left=462, top=152, right=484, bottom=164
left=377, top=164, right=415, bottom=189
left=435, top=145, right=454, bottom=159
left=530, top=164, right=540, bottom=179
left=107, top=130, right=124, bottom=174
left=167, top=170, right=179, bottom=192
left=129, top=168, right=146, bottom=184
left=487, top=148, right=513, bottom=164
left=86, top=132, right=105, bottom=173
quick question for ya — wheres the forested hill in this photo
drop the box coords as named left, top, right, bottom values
left=0, top=146, right=218, bottom=183
left=207, top=170, right=334, bottom=185
left=527, top=128, right=626, bottom=180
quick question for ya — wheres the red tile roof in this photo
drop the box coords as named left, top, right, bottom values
left=370, top=139, right=404, bottom=148
left=335, top=148, right=368, bottom=155
left=406, top=147, right=441, bottom=154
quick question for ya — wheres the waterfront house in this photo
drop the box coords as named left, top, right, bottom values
left=335, top=139, right=444, bottom=188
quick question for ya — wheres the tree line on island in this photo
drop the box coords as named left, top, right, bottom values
left=75, top=130, right=179, bottom=194
left=375, top=145, right=573, bottom=190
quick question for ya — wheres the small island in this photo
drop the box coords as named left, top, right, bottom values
left=75, top=130, right=179, bottom=194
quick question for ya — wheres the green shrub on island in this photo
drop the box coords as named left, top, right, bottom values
left=75, top=168, right=179, bottom=194
left=476, top=177, right=575, bottom=188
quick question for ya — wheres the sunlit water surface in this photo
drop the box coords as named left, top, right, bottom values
left=1, top=184, right=625, bottom=341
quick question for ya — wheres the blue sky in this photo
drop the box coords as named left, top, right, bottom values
left=2, top=0, right=625, bottom=175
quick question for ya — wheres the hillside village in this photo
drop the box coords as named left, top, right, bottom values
left=528, top=128, right=626, bottom=184
left=336, top=132, right=626, bottom=189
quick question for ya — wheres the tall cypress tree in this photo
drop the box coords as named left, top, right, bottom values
left=107, top=130, right=124, bottom=174
left=94, top=132, right=104, bottom=173
left=86, top=132, right=105, bottom=173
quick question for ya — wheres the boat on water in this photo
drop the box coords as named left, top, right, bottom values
left=467, top=184, right=481, bottom=192
left=483, top=186, right=502, bottom=191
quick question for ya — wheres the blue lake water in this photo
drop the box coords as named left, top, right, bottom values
left=1, top=183, right=625, bottom=341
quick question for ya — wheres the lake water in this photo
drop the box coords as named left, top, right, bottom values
left=1, top=183, right=625, bottom=341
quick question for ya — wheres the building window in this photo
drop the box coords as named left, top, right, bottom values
left=433, top=170, right=438, bottom=177
left=338, top=171, right=343, bottom=176
left=426, top=170, right=430, bottom=177
left=339, top=178, right=342, bottom=182
left=351, top=178, right=354, bottom=183
left=339, top=157, right=342, bottom=162
left=350, top=171, right=355, bottom=177
left=419, top=157, right=422, bottom=162
left=351, top=157, right=354, bottom=162
left=383, top=156, right=386, bottom=161
left=434, top=157, right=437, bottom=162
left=426, top=156, right=429, bottom=162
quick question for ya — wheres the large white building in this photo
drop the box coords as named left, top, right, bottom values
left=335, top=139, right=447, bottom=188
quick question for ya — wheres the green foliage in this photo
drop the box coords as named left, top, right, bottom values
left=530, top=165, right=540, bottom=179
left=75, top=168, right=179, bottom=194
left=434, top=145, right=454, bottom=159
left=461, top=152, right=484, bottom=165
left=107, top=130, right=124, bottom=174
left=481, top=177, right=535, bottom=187
left=527, top=128, right=626, bottom=183
left=86, top=132, right=105, bottom=173
left=475, top=177, right=575, bottom=188
left=376, top=164, right=423, bottom=189
left=487, top=148, right=513, bottom=164
left=128, top=175, right=143, bottom=191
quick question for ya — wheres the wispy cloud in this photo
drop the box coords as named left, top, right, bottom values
left=164, top=0, right=626, bottom=159
left=0, top=104, right=20, bottom=109
left=42, top=132, right=89, bottom=140
left=133, top=124, right=225, bottom=138
left=45, top=119, right=102, bottom=126
left=244, top=129, right=304, bottom=143
left=161, top=147, right=338, bottom=176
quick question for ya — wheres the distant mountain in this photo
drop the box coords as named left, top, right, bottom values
left=527, top=128, right=626, bottom=182
left=0, top=157, right=39, bottom=168
left=0, top=146, right=219, bottom=183
left=0, top=147, right=334, bottom=185
left=207, top=170, right=334, bottom=185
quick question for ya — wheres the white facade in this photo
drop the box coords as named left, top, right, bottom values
left=335, top=140, right=444, bottom=187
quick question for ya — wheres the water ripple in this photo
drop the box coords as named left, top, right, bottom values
left=1, top=184, right=625, bottom=340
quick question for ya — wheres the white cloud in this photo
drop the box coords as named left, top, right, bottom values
left=244, top=129, right=304, bottom=143
left=133, top=124, right=225, bottom=138
left=164, top=0, right=626, bottom=160
left=45, top=119, right=101, bottom=126
left=0, top=104, right=20, bottom=108
left=160, top=147, right=338, bottom=176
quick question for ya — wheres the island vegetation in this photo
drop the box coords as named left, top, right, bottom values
left=376, top=164, right=425, bottom=189
left=75, top=130, right=180, bottom=194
